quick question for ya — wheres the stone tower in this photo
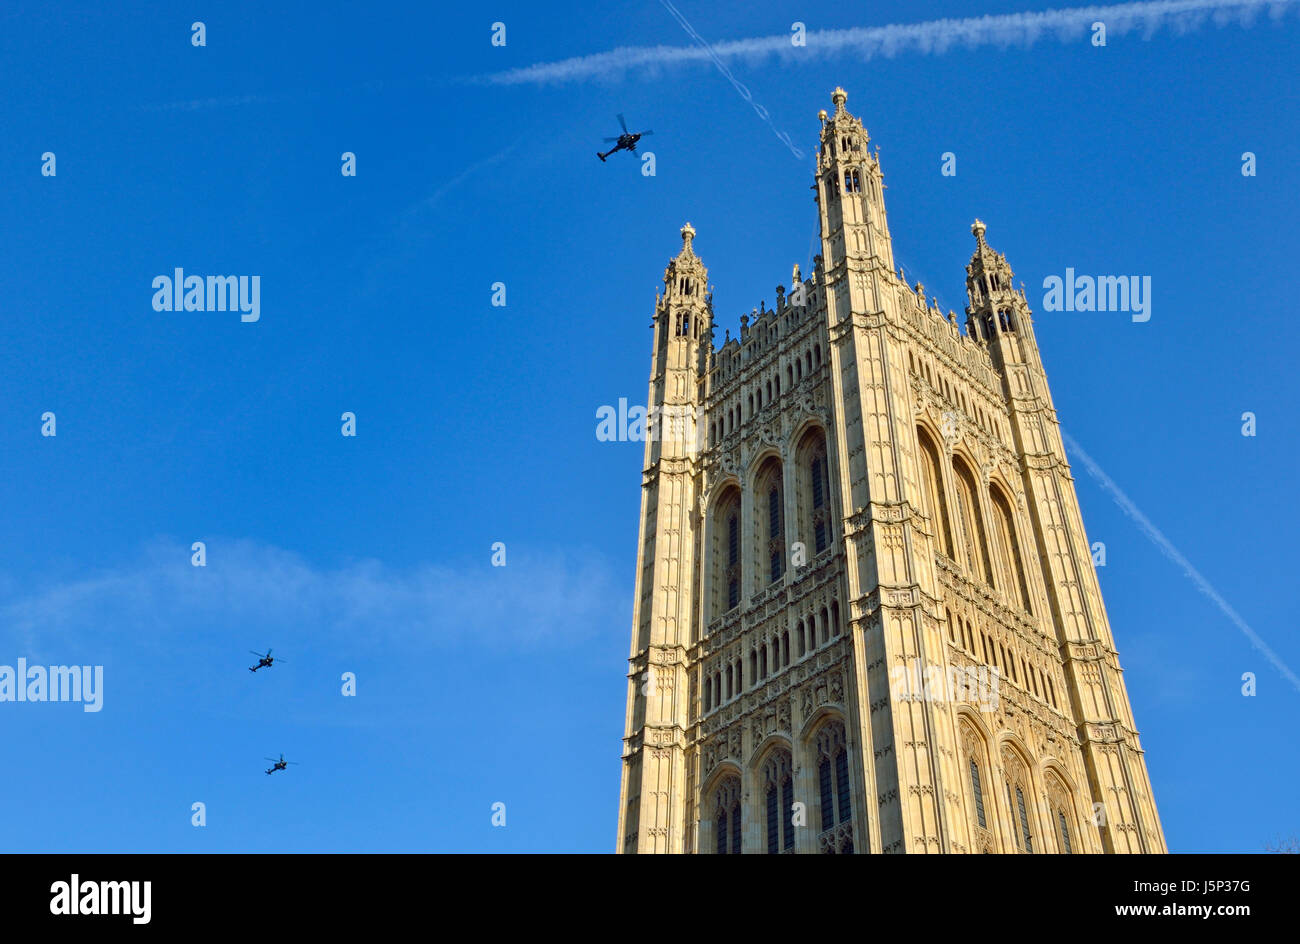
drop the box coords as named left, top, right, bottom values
left=617, top=89, right=1165, bottom=854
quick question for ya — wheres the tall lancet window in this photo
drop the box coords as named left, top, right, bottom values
left=1002, top=746, right=1036, bottom=854
left=712, top=777, right=742, bottom=855
left=970, top=759, right=987, bottom=829
left=1015, top=785, right=1033, bottom=853
left=952, top=457, right=994, bottom=587
left=754, top=457, right=785, bottom=588
left=812, top=457, right=826, bottom=550
left=762, top=751, right=795, bottom=854
left=727, top=513, right=740, bottom=610
left=713, top=486, right=742, bottom=619
left=917, top=428, right=953, bottom=557
left=990, top=486, right=1032, bottom=614
left=814, top=720, right=855, bottom=854
left=768, top=487, right=782, bottom=582
left=796, top=428, right=833, bottom=558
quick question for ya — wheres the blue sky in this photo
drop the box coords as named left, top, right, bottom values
left=0, top=0, right=1296, bottom=852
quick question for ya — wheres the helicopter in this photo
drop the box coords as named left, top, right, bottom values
left=264, top=754, right=299, bottom=776
left=598, top=113, right=653, bottom=162
left=248, top=649, right=283, bottom=673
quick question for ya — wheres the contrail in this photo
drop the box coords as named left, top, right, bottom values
left=477, top=0, right=1296, bottom=86
left=1061, top=430, right=1300, bottom=694
left=657, top=0, right=804, bottom=159
left=418, top=142, right=520, bottom=210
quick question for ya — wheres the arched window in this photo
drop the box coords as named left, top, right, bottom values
left=917, top=428, right=953, bottom=556
left=990, top=486, right=1032, bottom=613
left=1002, top=745, right=1037, bottom=854
left=830, top=600, right=840, bottom=637
left=796, top=427, right=833, bottom=557
left=713, top=486, right=742, bottom=619
left=961, top=725, right=997, bottom=852
left=712, top=776, right=743, bottom=854
left=813, top=720, right=855, bottom=853
left=952, top=457, right=994, bottom=586
left=754, top=456, right=785, bottom=588
left=762, top=750, right=795, bottom=853
left=1045, top=771, right=1079, bottom=854
left=796, top=620, right=806, bottom=657
left=703, top=675, right=712, bottom=712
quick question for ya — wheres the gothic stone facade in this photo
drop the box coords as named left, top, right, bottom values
left=617, top=89, right=1165, bottom=855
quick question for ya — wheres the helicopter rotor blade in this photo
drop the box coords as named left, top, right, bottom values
left=264, top=757, right=278, bottom=762
left=249, top=651, right=265, bottom=657
left=637, top=130, right=654, bottom=137
left=617, top=113, right=628, bottom=133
